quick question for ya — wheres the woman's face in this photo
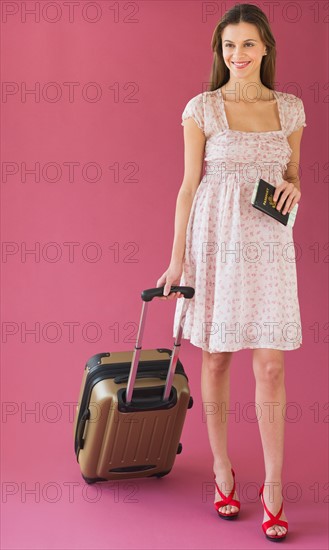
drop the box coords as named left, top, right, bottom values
left=221, top=22, right=267, bottom=81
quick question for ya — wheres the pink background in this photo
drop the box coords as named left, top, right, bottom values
left=1, top=1, right=328, bottom=548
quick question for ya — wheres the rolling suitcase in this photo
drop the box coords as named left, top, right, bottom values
left=73, top=285, right=195, bottom=483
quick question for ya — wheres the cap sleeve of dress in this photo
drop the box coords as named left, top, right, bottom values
left=181, top=93, right=205, bottom=134
left=287, top=97, right=307, bottom=136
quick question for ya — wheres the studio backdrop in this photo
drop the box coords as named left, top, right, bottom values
left=1, top=1, right=328, bottom=549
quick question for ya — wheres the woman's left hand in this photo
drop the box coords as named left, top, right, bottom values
left=273, top=180, right=301, bottom=215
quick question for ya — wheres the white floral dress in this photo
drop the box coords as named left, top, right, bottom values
left=172, top=88, right=307, bottom=352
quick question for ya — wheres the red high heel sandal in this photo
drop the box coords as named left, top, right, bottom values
left=259, top=483, right=288, bottom=542
left=214, top=467, right=240, bottom=520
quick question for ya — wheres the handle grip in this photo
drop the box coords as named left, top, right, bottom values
left=141, top=286, right=195, bottom=302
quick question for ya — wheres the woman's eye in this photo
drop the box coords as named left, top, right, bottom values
left=225, top=43, right=254, bottom=47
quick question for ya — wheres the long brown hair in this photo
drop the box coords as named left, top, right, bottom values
left=209, top=3, right=276, bottom=91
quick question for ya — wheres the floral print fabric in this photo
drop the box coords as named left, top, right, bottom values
left=172, top=88, right=307, bottom=352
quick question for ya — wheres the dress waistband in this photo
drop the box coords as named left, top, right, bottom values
left=204, top=160, right=286, bottom=181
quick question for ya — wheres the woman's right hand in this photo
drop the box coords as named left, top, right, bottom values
left=156, top=261, right=184, bottom=300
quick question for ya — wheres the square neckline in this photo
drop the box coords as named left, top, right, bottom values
left=218, top=87, right=284, bottom=135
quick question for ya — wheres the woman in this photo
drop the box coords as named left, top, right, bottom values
left=156, top=2, right=306, bottom=542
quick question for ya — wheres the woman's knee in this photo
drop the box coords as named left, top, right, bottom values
left=253, top=352, right=284, bottom=383
left=202, top=350, right=233, bottom=374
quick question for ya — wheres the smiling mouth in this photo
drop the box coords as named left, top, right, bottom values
left=232, top=61, right=251, bottom=68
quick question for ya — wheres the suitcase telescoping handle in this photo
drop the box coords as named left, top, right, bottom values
left=125, top=285, right=195, bottom=404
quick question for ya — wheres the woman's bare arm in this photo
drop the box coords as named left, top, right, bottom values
left=170, top=118, right=206, bottom=264
left=274, top=126, right=304, bottom=213
left=156, top=118, right=206, bottom=298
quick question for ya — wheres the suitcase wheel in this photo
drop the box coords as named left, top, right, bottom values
left=82, top=475, right=103, bottom=485
left=82, top=477, right=96, bottom=485
left=176, top=442, right=183, bottom=454
left=188, top=396, right=194, bottom=409
left=155, top=469, right=172, bottom=478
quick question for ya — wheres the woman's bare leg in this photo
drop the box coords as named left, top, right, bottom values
left=252, top=348, right=288, bottom=537
left=201, top=349, right=239, bottom=515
